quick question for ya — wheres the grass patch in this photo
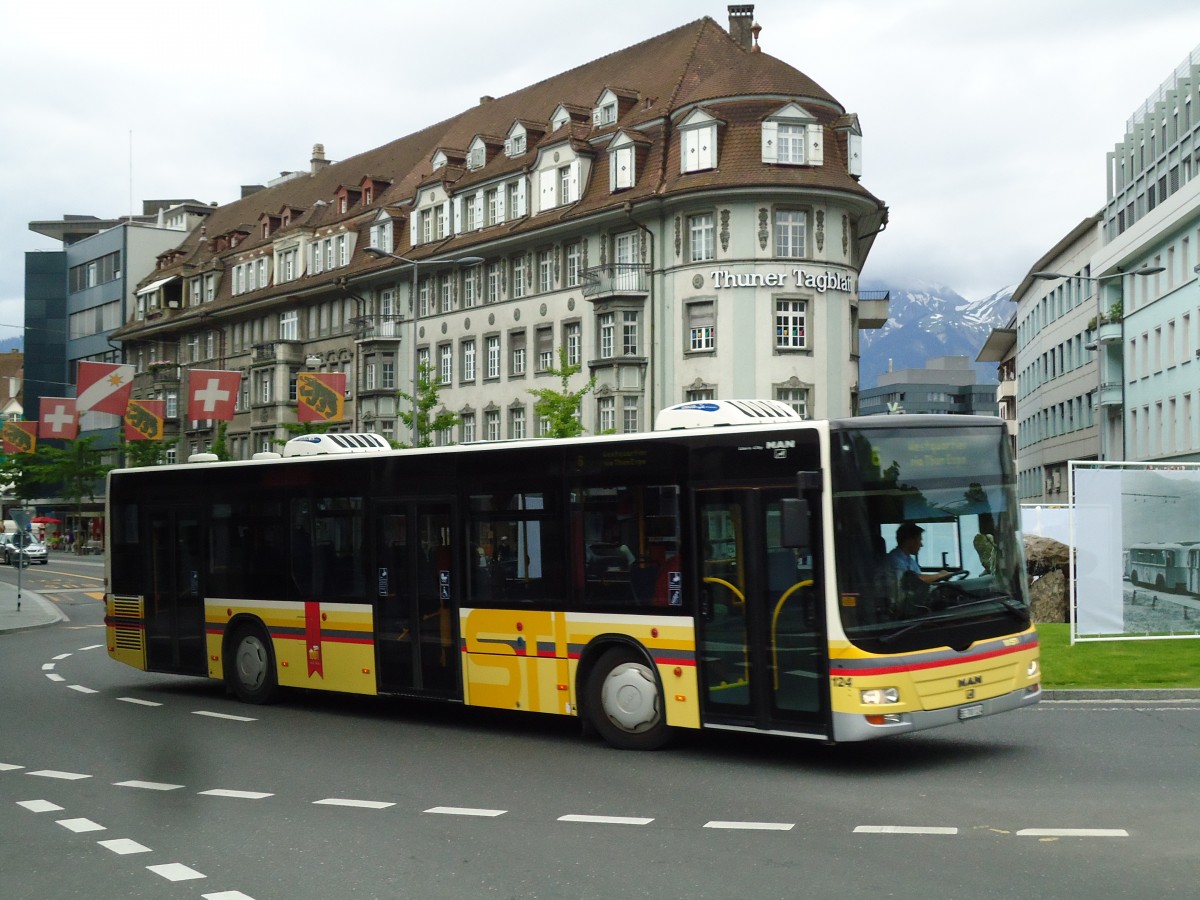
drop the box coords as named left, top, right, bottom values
left=1037, top=623, right=1200, bottom=689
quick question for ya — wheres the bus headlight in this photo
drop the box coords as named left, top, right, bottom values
left=1027, top=660, right=1039, bottom=678
left=860, top=687, right=899, bottom=705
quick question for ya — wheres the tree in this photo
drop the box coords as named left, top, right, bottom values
left=121, top=435, right=179, bottom=468
left=27, top=438, right=114, bottom=553
left=528, top=347, right=597, bottom=438
left=397, top=360, right=460, bottom=448
left=0, top=450, right=50, bottom=504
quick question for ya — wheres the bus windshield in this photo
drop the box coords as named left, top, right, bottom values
left=829, top=424, right=1029, bottom=654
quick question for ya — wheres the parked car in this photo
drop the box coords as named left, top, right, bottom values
left=4, top=533, right=48, bottom=566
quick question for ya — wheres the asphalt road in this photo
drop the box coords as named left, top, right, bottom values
left=2, top=597, right=1198, bottom=899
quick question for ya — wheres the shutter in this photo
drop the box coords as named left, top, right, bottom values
left=848, top=133, right=862, bottom=177
left=474, top=192, right=484, bottom=227
left=761, top=121, right=778, bottom=163
left=410, top=213, right=419, bottom=246
left=495, top=189, right=505, bottom=224
left=540, top=169, right=557, bottom=211
left=504, top=138, right=513, bottom=156
left=454, top=196, right=464, bottom=233
left=609, top=150, right=619, bottom=192
left=615, top=147, right=634, bottom=189
left=592, top=108, right=602, bottom=126
left=568, top=160, right=581, bottom=202
left=697, top=125, right=715, bottom=170
left=808, top=123, right=824, bottom=166
left=442, top=200, right=451, bottom=238
left=681, top=129, right=694, bottom=173
left=516, top=178, right=527, bottom=217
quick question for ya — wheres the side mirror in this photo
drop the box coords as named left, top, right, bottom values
left=779, top=498, right=810, bottom=550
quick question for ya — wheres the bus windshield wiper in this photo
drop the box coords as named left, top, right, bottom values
left=880, top=595, right=1027, bottom=645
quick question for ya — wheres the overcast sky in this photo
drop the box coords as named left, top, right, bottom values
left=5, top=0, right=1199, bottom=343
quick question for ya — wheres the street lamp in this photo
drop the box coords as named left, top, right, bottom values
left=1031, top=266, right=1164, bottom=462
left=362, top=247, right=484, bottom=445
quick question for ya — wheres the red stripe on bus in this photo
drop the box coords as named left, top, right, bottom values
left=832, top=642, right=1031, bottom=678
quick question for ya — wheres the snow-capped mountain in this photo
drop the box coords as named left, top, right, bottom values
left=859, top=282, right=1014, bottom=388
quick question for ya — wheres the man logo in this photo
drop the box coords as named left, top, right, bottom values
left=958, top=676, right=982, bottom=687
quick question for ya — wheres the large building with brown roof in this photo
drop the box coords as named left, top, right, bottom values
left=115, top=6, right=888, bottom=455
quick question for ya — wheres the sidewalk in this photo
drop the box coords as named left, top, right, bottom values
left=0, top=583, right=67, bottom=634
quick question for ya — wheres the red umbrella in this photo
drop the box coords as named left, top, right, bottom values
left=31, top=516, right=61, bottom=524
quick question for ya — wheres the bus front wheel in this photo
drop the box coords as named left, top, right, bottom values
left=585, top=647, right=671, bottom=750
left=226, top=625, right=279, bottom=705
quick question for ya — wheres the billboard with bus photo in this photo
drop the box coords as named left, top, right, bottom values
left=1071, top=461, right=1200, bottom=642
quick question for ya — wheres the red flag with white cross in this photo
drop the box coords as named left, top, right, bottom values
left=39, top=398, right=78, bottom=440
left=187, top=369, right=240, bottom=421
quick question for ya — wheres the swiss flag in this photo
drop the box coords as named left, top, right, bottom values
left=75, top=361, right=135, bottom=415
left=39, top=398, right=78, bottom=440
left=187, top=369, right=240, bottom=421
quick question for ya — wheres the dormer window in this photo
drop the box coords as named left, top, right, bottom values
left=505, top=124, right=527, bottom=158
left=432, top=150, right=448, bottom=170
left=678, top=108, right=720, bottom=174
left=364, top=186, right=373, bottom=204
left=551, top=107, right=571, bottom=130
left=761, top=103, right=824, bottom=167
left=607, top=132, right=639, bottom=192
left=369, top=213, right=393, bottom=251
left=339, top=197, right=348, bottom=214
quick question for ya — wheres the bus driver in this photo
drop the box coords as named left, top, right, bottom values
left=887, top=522, right=954, bottom=592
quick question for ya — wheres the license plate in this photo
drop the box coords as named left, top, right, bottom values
left=958, top=704, right=984, bottom=720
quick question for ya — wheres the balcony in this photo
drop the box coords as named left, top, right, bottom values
left=1099, top=381, right=1123, bottom=407
left=582, top=264, right=648, bottom=299
left=360, top=318, right=405, bottom=341
left=996, top=379, right=1016, bottom=402
left=857, top=290, right=890, bottom=329
left=251, top=341, right=304, bottom=365
left=1097, top=321, right=1123, bottom=344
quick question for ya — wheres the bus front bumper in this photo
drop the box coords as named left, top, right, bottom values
left=830, top=683, right=1042, bottom=743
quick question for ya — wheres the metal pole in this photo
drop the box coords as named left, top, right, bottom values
left=411, top=259, right=420, bottom=447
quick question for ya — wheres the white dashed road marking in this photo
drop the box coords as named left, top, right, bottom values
left=704, top=820, right=795, bottom=831
left=200, top=789, right=274, bottom=800
left=146, top=862, right=206, bottom=882
left=203, top=892, right=258, bottom=900
left=1016, top=828, right=1129, bottom=837
left=28, top=769, right=91, bottom=780
left=45, top=674, right=65, bottom=682
left=57, top=817, right=106, bottom=833
left=67, top=685, right=98, bottom=694
left=558, top=814, right=654, bottom=825
left=425, top=806, right=507, bottom=817
left=17, top=799, right=62, bottom=812
left=117, top=697, right=162, bottom=707
left=313, top=798, right=395, bottom=809
left=114, top=780, right=184, bottom=791
left=854, top=825, right=959, bottom=835
left=192, top=710, right=257, bottom=722
left=98, top=838, right=152, bottom=855
left=0, top=763, right=24, bottom=772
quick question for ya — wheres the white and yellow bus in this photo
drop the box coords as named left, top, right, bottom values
left=105, top=401, right=1040, bottom=749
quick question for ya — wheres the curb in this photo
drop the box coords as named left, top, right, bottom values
left=1042, top=689, right=1200, bottom=701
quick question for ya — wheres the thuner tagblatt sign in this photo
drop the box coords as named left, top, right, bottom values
left=708, top=269, right=853, bottom=293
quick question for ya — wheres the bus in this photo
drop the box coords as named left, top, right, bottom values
left=1127, top=542, right=1192, bottom=592
left=104, top=401, right=1040, bottom=749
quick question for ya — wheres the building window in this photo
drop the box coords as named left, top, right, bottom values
left=687, top=300, right=715, bottom=351
left=461, top=413, right=476, bottom=443
left=565, top=242, right=582, bottom=287
left=681, top=122, right=717, bottom=173
left=597, top=396, right=616, bottom=432
left=439, top=274, right=453, bottom=313
left=622, top=311, right=639, bottom=356
left=381, top=358, right=395, bottom=390
left=510, top=331, right=527, bottom=376
left=536, top=327, right=553, bottom=371
left=463, top=267, right=479, bottom=308
left=511, top=256, right=526, bottom=298
left=598, top=312, right=615, bottom=359
left=777, top=387, right=809, bottom=418
left=439, top=344, right=452, bottom=385
left=559, top=166, right=572, bottom=204
left=565, top=322, right=581, bottom=366
left=486, top=263, right=501, bottom=303
left=419, top=278, right=431, bottom=317
left=462, top=339, right=476, bottom=381
left=510, top=406, right=526, bottom=439
left=279, top=310, right=299, bottom=341
left=775, top=299, right=807, bottom=350
left=622, top=396, right=640, bottom=433
left=486, top=336, right=501, bottom=379
left=689, top=213, right=715, bottom=262
left=685, top=387, right=714, bottom=402
left=485, top=409, right=501, bottom=441
left=486, top=189, right=499, bottom=226
left=506, top=182, right=520, bottom=220
left=775, top=210, right=807, bottom=258
left=538, top=250, right=553, bottom=293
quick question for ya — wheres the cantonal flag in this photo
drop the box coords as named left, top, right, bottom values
left=39, top=398, right=78, bottom=440
left=187, top=369, right=240, bottom=421
left=297, top=372, right=346, bottom=422
left=75, top=361, right=136, bottom=415
left=124, top=399, right=165, bottom=441
left=2, top=421, right=37, bottom=455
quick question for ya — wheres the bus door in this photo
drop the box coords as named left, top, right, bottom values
left=694, top=487, right=826, bottom=734
left=144, top=505, right=207, bottom=675
left=374, top=499, right=459, bottom=697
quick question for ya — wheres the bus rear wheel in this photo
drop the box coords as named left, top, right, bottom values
left=585, top=646, right=670, bottom=750
left=227, top=625, right=279, bottom=704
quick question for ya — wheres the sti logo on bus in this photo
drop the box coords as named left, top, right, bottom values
left=958, top=676, right=983, bottom=687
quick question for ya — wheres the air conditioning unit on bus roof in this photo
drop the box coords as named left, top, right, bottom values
left=653, top=399, right=802, bottom=431
left=283, top=432, right=392, bottom=457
